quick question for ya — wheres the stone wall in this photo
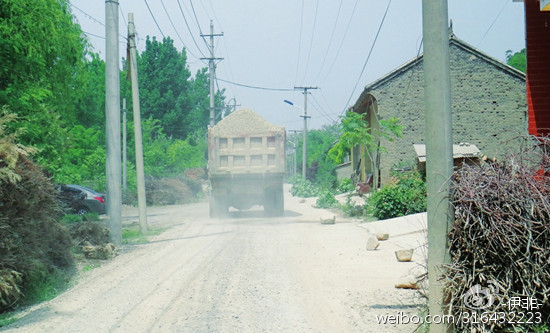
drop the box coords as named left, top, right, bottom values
left=363, top=39, right=527, bottom=183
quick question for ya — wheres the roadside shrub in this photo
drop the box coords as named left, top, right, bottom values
left=368, top=171, right=426, bottom=220
left=340, top=196, right=367, bottom=217
left=315, top=189, right=339, bottom=208
left=338, top=177, right=355, bottom=193
left=289, top=176, right=320, bottom=198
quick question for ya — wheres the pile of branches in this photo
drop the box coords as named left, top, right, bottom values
left=444, top=138, right=550, bottom=332
left=0, top=111, right=73, bottom=311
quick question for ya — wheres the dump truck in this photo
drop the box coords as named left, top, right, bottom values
left=208, top=108, right=286, bottom=217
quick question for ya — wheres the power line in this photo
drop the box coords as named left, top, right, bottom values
left=176, top=0, right=207, bottom=58
left=311, top=93, right=336, bottom=124
left=70, top=3, right=104, bottom=27
left=217, top=78, right=294, bottom=92
left=301, top=0, right=320, bottom=84
left=313, top=0, right=343, bottom=84
left=160, top=0, right=201, bottom=60
left=294, top=0, right=306, bottom=84
left=189, top=0, right=210, bottom=50
left=144, top=0, right=165, bottom=38
left=341, top=0, right=392, bottom=115
left=477, top=1, right=509, bottom=48
left=320, top=0, right=359, bottom=84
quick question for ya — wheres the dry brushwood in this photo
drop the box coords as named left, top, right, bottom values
left=0, top=270, right=22, bottom=308
left=0, top=111, right=73, bottom=311
left=444, top=137, right=550, bottom=332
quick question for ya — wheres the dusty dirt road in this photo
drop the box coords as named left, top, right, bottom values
left=4, top=186, right=426, bottom=332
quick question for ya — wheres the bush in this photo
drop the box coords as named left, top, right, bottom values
left=315, top=189, right=339, bottom=208
left=368, top=171, right=426, bottom=220
left=338, top=178, right=355, bottom=193
left=340, top=196, right=367, bottom=217
left=289, top=176, right=320, bottom=198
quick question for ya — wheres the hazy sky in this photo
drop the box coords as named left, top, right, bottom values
left=70, top=0, right=526, bottom=131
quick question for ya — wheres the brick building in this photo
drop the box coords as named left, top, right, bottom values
left=522, top=0, right=550, bottom=137
left=349, top=32, right=527, bottom=186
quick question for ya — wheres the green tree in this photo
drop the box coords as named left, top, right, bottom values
left=138, top=36, right=192, bottom=139
left=74, top=53, right=106, bottom=130
left=506, top=48, right=526, bottom=73
left=329, top=111, right=403, bottom=191
left=0, top=0, right=89, bottom=177
left=289, top=124, right=340, bottom=189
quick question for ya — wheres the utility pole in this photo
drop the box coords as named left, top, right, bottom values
left=422, top=1, right=453, bottom=332
left=294, top=86, right=318, bottom=178
left=201, top=21, right=223, bottom=127
left=122, top=98, right=127, bottom=192
left=105, top=0, right=122, bottom=245
left=128, top=13, right=148, bottom=233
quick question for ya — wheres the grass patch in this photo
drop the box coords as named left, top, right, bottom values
left=0, top=313, right=17, bottom=328
left=22, top=267, right=72, bottom=306
left=122, top=226, right=167, bottom=245
left=81, top=262, right=101, bottom=273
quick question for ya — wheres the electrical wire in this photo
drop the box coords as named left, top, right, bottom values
left=189, top=0, right=210, bottom=50
left=160, top=0, right=201, bottom=60
left=69, top=3, right=126, bottom=42
left=320, top=0, right=359, bottom=84
left=70, top=3, right=104, bottom=26
left=341, top=0, right=392, bottom=115
left=301, top=0, right=320, bottom=84
left=176, top=0, right=207, bottom=58
left=477, top=1, right=509, bottom=48
left=119, top=4, right=127, bottom=28
left=217, top=78, right=294, bottom=92
left=313, top=0, right=343, bottom=85
left=144, top=0, right=165, bottom=39
left=294, top=0, right=306, bottom=84
left=310, top=94, right=336, bottom=124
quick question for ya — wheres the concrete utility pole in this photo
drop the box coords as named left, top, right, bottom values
left=294, top=86, right=318, bottom=178
left=201, top=21, right=223, bottom=127
left=128, top=13, right=148, bottom=233
left=422, top=1, right=453, bottom=331
left=122, top=98, right=127, bottom=192
left=105, top=0, right=122, bottom=245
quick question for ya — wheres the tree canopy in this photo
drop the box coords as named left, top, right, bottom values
left=506, top=48, right=526, bottom=73
left=0, top=0, right=224, bottom=190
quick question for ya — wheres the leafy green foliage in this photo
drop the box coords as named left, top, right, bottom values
left=135, top=37, right=225, bottom=139
left=289, top=124, right=340, bottom=190
left=506, top=48, right=526, bottom=73
left=329, top=111, right=403, bottom=163
left=368, top=171, right=426, bottom=219
left=340, top=196, right=367, bottom=217
left=0, top=0, right=88, bottom=174
left=289, top=176, right=320, bottom=198
left=315, top=189, right=339, bottom=208
left=338, top=178, right=355, bottom=193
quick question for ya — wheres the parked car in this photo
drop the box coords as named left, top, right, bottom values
left=56, top=184, right=106, bottom=216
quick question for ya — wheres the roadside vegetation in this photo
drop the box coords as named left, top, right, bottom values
left=289, top=170, right=427, bottom=221
left=0, top=0, right=215, bottom=321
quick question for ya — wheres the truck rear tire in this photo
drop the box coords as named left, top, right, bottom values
left=209, top=195, right=227, bottom=218
left=264, top=188, right=284, bottom=217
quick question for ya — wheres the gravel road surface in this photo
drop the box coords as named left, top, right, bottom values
left=4, top=186, right=426, bottom=333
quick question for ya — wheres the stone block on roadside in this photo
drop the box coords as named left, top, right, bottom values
left=82, top=242, right=117, bottom=260
left=395, top=274, right=419, bottom=289
left=320, top=216, right=336, bottom=225
left=395, top=249, right=414, bottom=262
left=366, top=236, right=380, bottom=251
left=376, top=233, right=389, bottom=241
